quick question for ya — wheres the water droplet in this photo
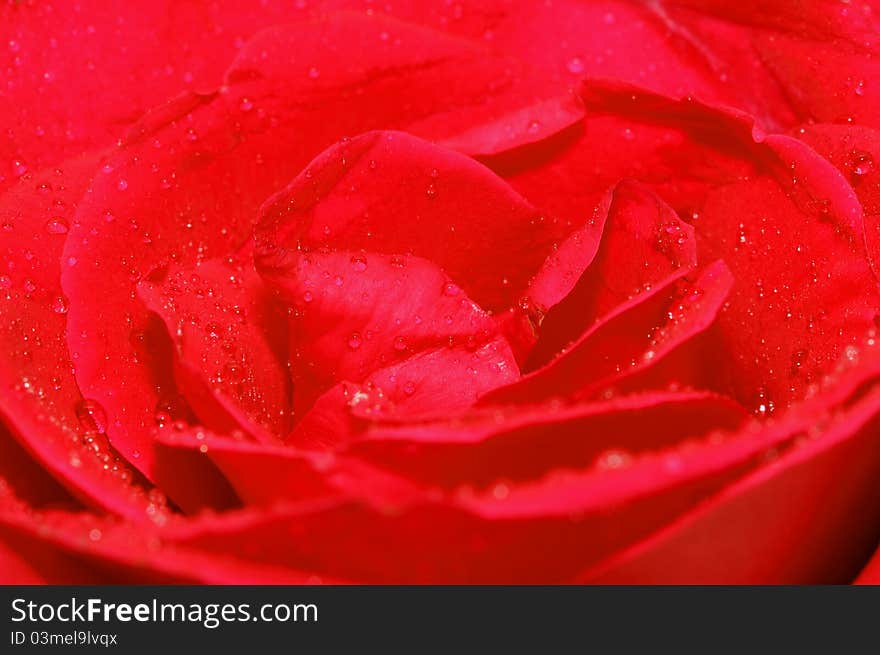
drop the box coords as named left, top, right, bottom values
left=518, top=296, right=545, bottom=328
left=492, top=482, right=509, bottom=500
left=303, top=290, right=314, bottom=303
left=0, top=276, right=11, bottom=290
left=51, top=296, right=69, bottom=314
left=566, top=56, right=585, bottom=75
left=76, top=399, right=108, bottom=434
left=443, top=282, right=460, bottom=297
left=117, top=179, right=128, bottom=191
left=88, top=528, right=103, bottom=542
left=849, top=150, right=874, bottom=177
left=350, top=255, right=367, bottom=272
left=347, top=333, right=363, bottom=350
left=239, top=97, right=253, bottom=112
left=308, top=66, right=320, bottom=79
left=596, top=449, right=631, bottom=470
left=393, top=336, right=407, bottom=352
left=44, top=217, right=69, bottom=234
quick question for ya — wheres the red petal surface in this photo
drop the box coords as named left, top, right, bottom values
left=0, top=157, right=165, bottom=520
left=795, top=123, right=880, bottom=280
left=582, top=365, right=880, bottom=583
left=258, top=246, right=513, bottom=415
left=58, top=14, right=586, bottom=488
left=138, top=253, right=291, bottom=442
left=4, top=0, right=880, bottom=585
left=486, top=83, right=880, bottom=414
left=256, top=130, right=581, bottom=314
left=353, top=391, right=748, bottom=489
left=0, top=490, right=335, bottom=583
left=484, top=261, right=733, bottom=405
left=856, top=543, right=880, bottom=584
left=149, top=412, right=828, bottom=583
left=526, top=180, right=697, bottom=370
left=291, top=337, right=518, bottom=449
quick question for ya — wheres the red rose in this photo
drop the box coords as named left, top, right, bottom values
left=2, top=1, right=880, bottom=584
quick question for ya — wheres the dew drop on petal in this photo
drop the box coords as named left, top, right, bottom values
left=350, top=255, right=367, bottom=272
left=850, top=150, right=874, bottom=177
left=76, top=398, right=108, bottom=434
left=45, top=217, right=69, bottom=234
left=51, top=296, right=69, bottom=314
left=443, top=282, right=460, bottom=297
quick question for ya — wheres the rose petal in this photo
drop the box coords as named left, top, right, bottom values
left=155, top=427, right=430, bottom=511
left=580, top=373, right=880, bottom=583
left=352, top=390, right=748, bottom=489
left=483, top=82, right=880, bottom=414
left=856, top=544, right=880, bottom=584
left=0, top=158, right=168, bottom=520
left=0, top=382, right=837, bottom=583
left=258, top=245, right=515, bottom=415
left=525, top=180, right=698, bottom=370
left=138, top=252, right=291, bottom=442
left=0, top=428, right=76, bottom=509
left=794, top=123, right=880, bottom=282
left=0, top=491, right=336, bottom=583
left=59, top=13, right=589, bottom=486
left=256, top=130, right=583, bottom=314
left=483, top=261, right=733, bottom=405
left=149, top=414, right=816, bottom=583
left=291, top=337, right=519, bottom=448
left=1, top=0, right=349, bottom=190
left=618, top=0, right=880, bottom=130
left=0, top=523, right=102, bottom=584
